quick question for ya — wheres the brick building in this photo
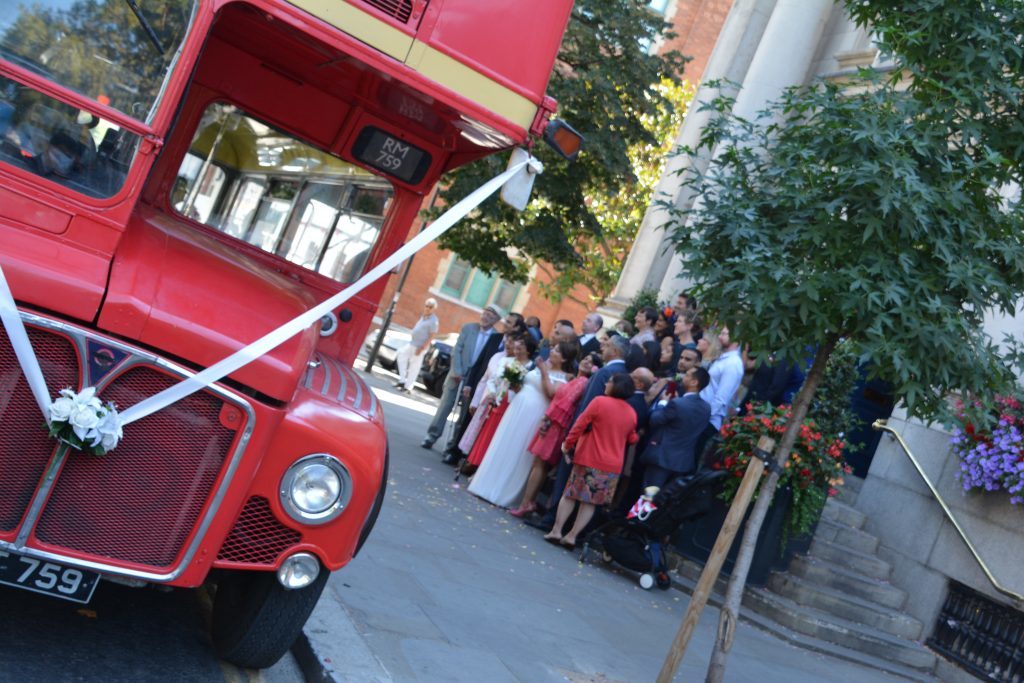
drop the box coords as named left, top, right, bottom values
left=377, top=0, right=733, bottom=339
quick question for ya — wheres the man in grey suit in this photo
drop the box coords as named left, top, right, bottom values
left=421, top=304, right=504, bottom=450
left=641, top=366, right=712, bottom=488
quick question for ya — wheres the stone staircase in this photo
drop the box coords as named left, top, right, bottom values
left=743, top=477, right=939, bottom=680
left=670, top=477, right=941, bottom=681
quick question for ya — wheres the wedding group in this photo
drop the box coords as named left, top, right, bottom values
left=417, top=293, right=799, bottom=548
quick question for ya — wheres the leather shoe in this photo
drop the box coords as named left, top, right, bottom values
left=441, top=451, right=459, bottom=465
left=420, top=439, right=434, bottom=449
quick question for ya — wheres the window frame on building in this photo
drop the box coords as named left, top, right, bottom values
left=436, top=255, right=523, bottom=312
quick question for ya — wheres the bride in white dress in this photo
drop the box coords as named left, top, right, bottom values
left=469, top=345, right=569, bottom=507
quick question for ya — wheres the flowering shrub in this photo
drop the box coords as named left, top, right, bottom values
left=716, top=401, right=851, bottom=541
left=951, top=395, right=1024, bottom=504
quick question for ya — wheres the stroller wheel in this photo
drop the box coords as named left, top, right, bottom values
left=639, top=573, right=655, bottom=590
left=656, top=572, right=671, bottom=590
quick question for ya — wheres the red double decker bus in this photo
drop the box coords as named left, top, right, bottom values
left=0, top=0, right=573, bottom=667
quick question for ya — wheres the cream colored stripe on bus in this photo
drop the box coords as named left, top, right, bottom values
left=285, top=0, right=537, bottom=130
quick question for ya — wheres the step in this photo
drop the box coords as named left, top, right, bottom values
left=767, top=571, right=923, bottom=640
left=834, top=476, right=863, bottom=506
left=809, top=537, right=892, bottom=580
left=666, top=555, right=937, bottom=682
left=834, top=484, right=859, bottom=506
left=744, top=588, right=938, bottom=671
left=788, top=555, right=907, bottom=609
left=820, top=498, right=866, bottom=529
left=815, top=518, right=879, bottom=554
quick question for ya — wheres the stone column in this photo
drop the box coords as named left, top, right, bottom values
left=606, top=0, right=775, bottom=314
left=657, top=0, right=837, bottom=303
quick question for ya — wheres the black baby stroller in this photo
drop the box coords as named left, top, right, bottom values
left=581, top=468, right=727, bottom=590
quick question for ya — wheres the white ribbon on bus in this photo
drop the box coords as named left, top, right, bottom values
left=0, top=152, right=541, bottom=433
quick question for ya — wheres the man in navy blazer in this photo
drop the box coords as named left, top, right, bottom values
left=641, top=366, right=712, bottom=488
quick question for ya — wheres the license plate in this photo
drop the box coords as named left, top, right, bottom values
left=0, top=550, right=100, bottom=604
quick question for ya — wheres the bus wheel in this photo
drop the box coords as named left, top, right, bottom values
left=211, top=566, right=329, bottom=669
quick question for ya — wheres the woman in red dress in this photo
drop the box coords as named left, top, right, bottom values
left=509, top=348, right=596, bottom=518
left=544, top=372, right=638, bottom=549
left=464, top=333, right=535, bottom=471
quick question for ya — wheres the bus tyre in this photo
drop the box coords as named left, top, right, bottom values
left=211, top=566, right=330, bottom=669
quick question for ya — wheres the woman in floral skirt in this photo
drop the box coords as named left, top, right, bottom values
left=544, top=372, right=638, bottom=549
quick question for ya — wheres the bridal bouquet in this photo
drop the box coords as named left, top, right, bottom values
left=494, top=361, right=526, bottom=405
left=47, top=387, right=124, bottom=455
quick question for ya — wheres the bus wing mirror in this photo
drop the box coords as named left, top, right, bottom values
left=542, top=119, right=583, bottom=162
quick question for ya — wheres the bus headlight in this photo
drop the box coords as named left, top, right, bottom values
left=277, top=552, right=321, bottom=589
left=279, top=454, right=352, bottom=524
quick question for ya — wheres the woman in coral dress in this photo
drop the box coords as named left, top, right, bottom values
left=509, top=347, right=595, bottom=518
left=457, top=335, right=515, bottom=457
left=464, top=334, right=534, bottom=470
left=467, top=335, right=562, bottom=507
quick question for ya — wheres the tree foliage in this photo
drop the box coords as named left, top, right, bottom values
left=668, top=74, right=1024, bottom=420
left=843, top=0, right=1024, bottom=187
left=434, top=0, right=689, bottom=303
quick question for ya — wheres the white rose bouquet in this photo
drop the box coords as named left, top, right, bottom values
left=494, top=361, right=526, bottom=405
left=47, top=387, right=124, bottom=455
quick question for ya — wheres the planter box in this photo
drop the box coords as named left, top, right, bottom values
left=671, top=484, right=814, bottom=586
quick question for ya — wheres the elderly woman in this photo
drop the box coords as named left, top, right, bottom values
left=543, top=372, right=638, bottom=549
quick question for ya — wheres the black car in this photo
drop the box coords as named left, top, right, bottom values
left=363, top=330, right=457, bottom=397
left=418, top=333, right=457, bottom=396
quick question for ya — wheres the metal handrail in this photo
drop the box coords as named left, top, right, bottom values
left=872, top=419, right=1024, bottom=608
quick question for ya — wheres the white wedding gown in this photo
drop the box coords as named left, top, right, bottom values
left=468, top=367, right=565, bottom=507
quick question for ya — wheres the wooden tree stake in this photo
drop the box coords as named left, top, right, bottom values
left=656, top=436, right=775, bottom=683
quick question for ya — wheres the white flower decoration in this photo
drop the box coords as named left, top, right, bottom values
left=47, top=387, right=123, bottom=455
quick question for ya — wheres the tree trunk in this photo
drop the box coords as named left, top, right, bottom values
left=705, top=337, right=837, bottom=683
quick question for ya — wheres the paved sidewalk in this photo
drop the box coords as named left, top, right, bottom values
left=300, top=367, right=909, bottom=682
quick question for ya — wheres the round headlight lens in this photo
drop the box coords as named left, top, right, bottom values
left=291, top=463, right=341, bottom=514
left=280, top=454, right=352, bottom=525
left=277, top=552, right=321, bottom=589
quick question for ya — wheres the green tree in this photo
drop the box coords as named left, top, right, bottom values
left=664, top=53, right=1024, bottom=683
left=434, top=0, right=689, bottom=304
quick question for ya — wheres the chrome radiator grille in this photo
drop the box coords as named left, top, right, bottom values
left=0, top=317, right=252, bottom=576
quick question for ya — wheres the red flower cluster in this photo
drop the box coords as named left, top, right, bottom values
left=716, top=401, right=851, bottom=540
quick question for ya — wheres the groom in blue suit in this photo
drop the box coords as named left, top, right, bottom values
left=641, top=366, right=712, bottom=488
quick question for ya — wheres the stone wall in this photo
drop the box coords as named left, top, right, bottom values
left=855, top=411, right=1024, bottom=632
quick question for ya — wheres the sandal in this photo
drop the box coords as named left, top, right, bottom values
left=509, top=502, right=537, bottom=519
left=560, top=538, right=576, bottom=551
left=543, top=534, right=562, bottom=545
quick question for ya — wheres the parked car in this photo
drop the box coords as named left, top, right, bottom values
left=363, top=329, right=457, bottom=397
